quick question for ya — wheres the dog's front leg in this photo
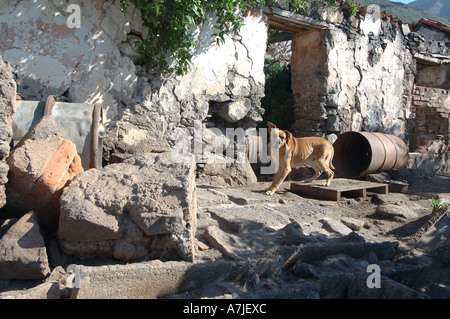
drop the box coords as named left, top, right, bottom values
left=265, top=162, right=292, bottom=196
left=265, top=171, right=282, bottom=196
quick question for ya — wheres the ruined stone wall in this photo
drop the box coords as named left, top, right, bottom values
left=0, top=0, right=141, bottom=115
left=113, top=11, right=268, bottom=162
left=408, top=85, right=450, bottom=174
left=412, top=85, right=450, bottom=149
left=415, top=63, right=450, bottom=90
left=0, top=1, right=268, bottom=168
left=407, top=29, right=450, bottom=90
left=290, top=4, right=416, bottom=141
left=290, top=28, right=328, bottom=137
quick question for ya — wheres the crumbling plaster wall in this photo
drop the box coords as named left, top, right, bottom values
left=290, top=4, right=415, bottom=141
left=0, top=0, right=268, bottom=164
left=0, top=0, right=141, bottom=114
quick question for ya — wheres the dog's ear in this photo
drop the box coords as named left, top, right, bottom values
left=285, top=130, right=293, bottom=140
left=267, top=121, right=277, bottom=129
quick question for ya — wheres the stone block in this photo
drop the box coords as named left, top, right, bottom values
left=0, top=212, right=50, bottom=280
left=72, top=257, right=282, bottom=299
left=59, top=154, right=197, bottom=262
left=203, top=225, right=252, bottom=261
left=216, top=99, right=252, bottom=123
left=0, top=55, right=16, bottom=209
left=375, top=204, right=418, bottom=220
left=6, top=116, right=83, bottom=230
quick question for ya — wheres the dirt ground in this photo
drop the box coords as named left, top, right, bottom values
left=251, top=171, right=450, bottom=250
left=189, top=169, right=450, bottom=299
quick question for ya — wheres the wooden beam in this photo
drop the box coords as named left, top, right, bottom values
left=263, top=6, right=329, bottom=32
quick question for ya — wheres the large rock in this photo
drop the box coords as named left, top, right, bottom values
left=6, top=115, right=83, bottom=231
left=347, top=271, right=427, bottom=299
left=203, top=225, right=253, bottom=261
left=416, top=209, right=450, bottom=257
left=208, top=205, right=291, bottom=233
left=58, top=154, right=197, bottom=262
left=0, top=212, right=50, bottom=280
left=0, top=281, right=60, bottom=299
left=216, top=99, right=252, bottom=123
left=196, top=155, right=257, bottom=187
left=72, top=257, right=282, bottom=299
left=319, top=218, right=353, bottom=236
left=375, top=204, right=418, bottom=221
left=0, top=55, right=16, bottom=208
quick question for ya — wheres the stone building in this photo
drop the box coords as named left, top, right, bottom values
left=407, top=18, right=450, bottom=173
left=0, top=0, right=449, bottom=176
left=265, top=2, right=449, bottom=173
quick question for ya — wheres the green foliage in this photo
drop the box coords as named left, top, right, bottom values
left=429, top=197, right=450, bottom=211
left=120, top=0, right=357, bottom=75
left=120, top=0, right=304, bottom=75
left=328, top=0, right=359, bottom=16
left=259, top=61, right=295, bottom=129
left=346, top=0, right=359, bottom=16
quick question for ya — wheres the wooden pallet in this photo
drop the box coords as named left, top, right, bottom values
left=290, top=178, right=388, bottom=201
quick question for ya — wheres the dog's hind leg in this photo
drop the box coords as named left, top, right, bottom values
left=317, top=159, right=334, bottom=186
left=304, top=164, right=322, bottom=183
left=323, top=165, right=334, bottom=186
left=324, top=169, right=334, bottom=186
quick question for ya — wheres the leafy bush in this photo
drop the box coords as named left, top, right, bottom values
left=120, top=0, right=357, bottom=75
left=260, top=61, right=295, bottom=129
left=429, top=197, right=450, bottom=211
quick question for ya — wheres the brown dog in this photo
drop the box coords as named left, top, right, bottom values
left=265, top=122, right=335, bottom=195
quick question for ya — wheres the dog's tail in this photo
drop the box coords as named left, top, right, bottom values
left=329, top=147, right=335, bottom=170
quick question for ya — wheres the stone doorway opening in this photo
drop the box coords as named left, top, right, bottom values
left=262, top=6, right=328, bottom=137
left=260, top=29, right=294, bottom=130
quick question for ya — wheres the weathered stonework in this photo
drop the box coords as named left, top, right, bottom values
left=0, top=0, right=141, bottom=114
left=0, top=1, right=268, bottom=175
left=1, top=0, right=449, bottom=178
left=6, top=115, right=83, bottom=231
left=407, top=25, right=450, bottom=90
left=0, top=55, right=16, bottom=208
left=290, top=4, right=415, bottom=140
left=412, top=86, right=450, bottom=145
left=409, top=85, right=450, bottom=174
left=109, top=11, right=268, bottom=168
left=58, top=154, right=197, bottom=262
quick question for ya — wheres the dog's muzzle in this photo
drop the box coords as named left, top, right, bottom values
left=271, top=140, right=282, bottom=150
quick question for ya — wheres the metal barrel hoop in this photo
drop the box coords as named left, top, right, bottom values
left=90, top=103, right=103, bottom=169
left=44, top=95, right=56, bottom=116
